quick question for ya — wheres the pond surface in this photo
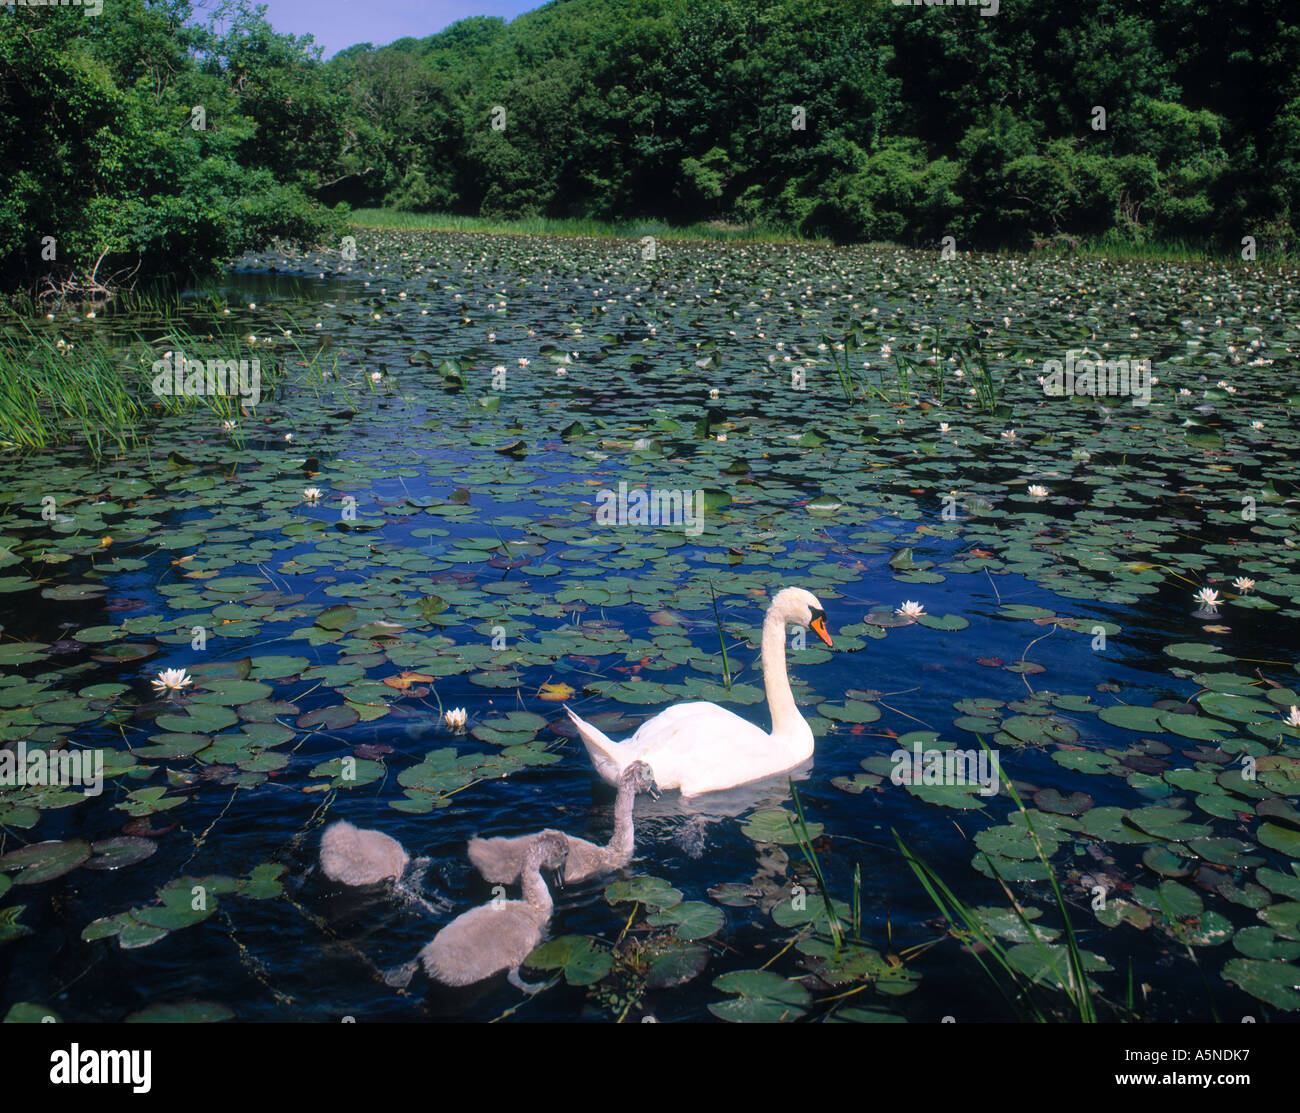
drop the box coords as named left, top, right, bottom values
left=1, top=232, right=1299, bottom=1022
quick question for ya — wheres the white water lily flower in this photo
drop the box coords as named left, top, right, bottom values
left=1001, top=429, right=1017, bottom=440
left=302, top=487, right=323, bottom=503
left=1233, top=577, right=1255, bottom=593
left=518, top=358, right=530, bottom=367
left=939, top=422, right=950, bottom=433
left=443, top=707, right=468, bottom=732
left=709, top=388, right=720, bottom=399
left=152, top=668, right=193, bottom=693
left=1251, top=421, right=1264, bottom=430
left=1028, top=485, right=1049, bottom=498
left=1286, top=706, right=1300, bottom=728
left=370, top=371, right=382, bottom=383
left=221, top=420, right=236, bottom=433
left=1194, top=587, right=1222, bottom=607
left=895, top=601, right=926, bottom=619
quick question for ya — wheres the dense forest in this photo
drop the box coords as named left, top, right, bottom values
left=4, top=0, right=1299, bottom=289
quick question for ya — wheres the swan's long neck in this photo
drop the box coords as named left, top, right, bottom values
left=761, top=604, right=806, bottom=742
left=605, top=781, right=637, bottom=865
left=521, top=855, right=554, bottom=919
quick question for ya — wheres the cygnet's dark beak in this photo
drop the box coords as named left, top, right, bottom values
left=647, top=781, right=661, bottom=801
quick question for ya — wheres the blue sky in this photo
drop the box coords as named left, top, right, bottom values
left=243, top=1, right=540, bottom=58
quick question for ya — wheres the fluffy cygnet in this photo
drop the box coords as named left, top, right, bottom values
left=420, top=832, right=568, bottom=993
left=320, top=820, right=409, bottom=886
left=467, top=761, right=657, bottom=886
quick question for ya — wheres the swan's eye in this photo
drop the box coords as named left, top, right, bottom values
left=808, top=607, right=833, bottom=647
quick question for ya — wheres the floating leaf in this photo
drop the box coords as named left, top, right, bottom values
left=604, top=875, right=681, bottom=911
left=646, top=901, right=725, bottom=941
left=708, top=970, right=809, bottom=1022
left=524, top=935, right=612, bottom=986
left=1222, top=958, right=1300, bottom=1010
left=125, top=1001, right=235, bottom=1023
left=84, top=837, right=158, bottom=871
left=0, top=839, right=91, bottom=885
left=741, top=809, right=822, bottom=844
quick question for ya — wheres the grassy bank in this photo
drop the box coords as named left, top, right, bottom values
left=348, top=209, right=810, bottom=244
left=350, top=208, right=1293, bottom=266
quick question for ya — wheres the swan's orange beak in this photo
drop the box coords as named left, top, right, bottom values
left=811, top=615, right=832, bottom=647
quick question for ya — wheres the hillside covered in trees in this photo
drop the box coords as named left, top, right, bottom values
left=323, top=0, right=1300, bottom=250
left=4, top=0, right=1299, bottom=289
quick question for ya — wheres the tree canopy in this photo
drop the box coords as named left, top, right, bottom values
left=4, top=0, right=1298, bottom=292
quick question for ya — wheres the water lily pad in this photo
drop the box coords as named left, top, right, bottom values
left=156, top=704, right=238, bottom=734
left=708, top=969, right=810, bottom=1022
left=1005, top=943, right=1112, bottom=989
left=646, top=900, right=724, bottom=941
left=1258, top=822, right=1300, bottom=856
left=1257, top=902, right=1300, bottom=941
left=1098, top=704, right=1167, bottom=732
left=646, top=942, right=711, bottom=988
left=1164, top=643, right=1233, bottom=664
left=707, top=882, right=762, bottom=907
left=1221, top=958, right=1300, bottom=1010
left=604, top=875, right=681, bottom=910
left=771, top=894, right=852, bottom=931
left=295, top=705, right=360, bottom=730
left=1032, top=788, right=1093, bottom=816
left=0, top=905, right=33, bottom=945
left=0, top=839, right=91, bottom=885
left=741, top=809, right=822, bottom=844
left=1001, top=715, right=1078, bottom=746
left=818, top=699, right=881, bottom=723
left=2, top=1001, right=61, bottom=1022
left=125, top=1000, right=235, bottom=1022
left=1233, top=926, right=1300, bottom=961
left=84, top=837, right=158, bottom=871
left=524, top=935, right=612, bottom=986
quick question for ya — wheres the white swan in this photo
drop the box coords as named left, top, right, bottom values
left=319, top=820, right=409, bottom=885
left=419, top=832, right=568, bottom=993
left=467, top=761, right=658, bottom=885
left=567, top=587, right=832, bottom=797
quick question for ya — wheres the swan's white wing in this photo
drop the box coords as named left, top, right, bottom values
left=620, top=702, right=799, bottom=796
